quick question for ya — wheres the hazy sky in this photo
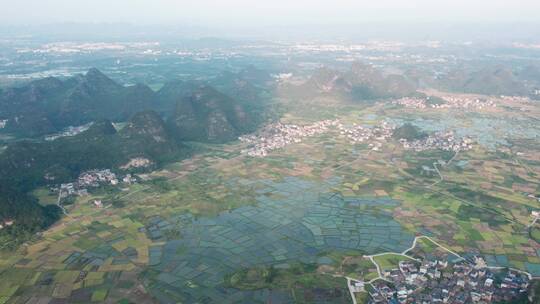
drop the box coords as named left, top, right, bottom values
left=1, top=0, right=539, bottom=26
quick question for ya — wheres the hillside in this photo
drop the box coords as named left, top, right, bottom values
left=0, top=68, right=159, bottom=136
left=0, top=68, right=269, bottom=142
left=0, top=110, right=187, bottom=243
left=212, top=72, right=266, bottom=104
left=168, top=85, right=261, bottom=142
left=0, top=184, right=61, bottom=246
left=0, top=111, right=183, bottom=191
left=155, top=80, right=203, bottom=114
left=0, top=69, right=269, bottom=243
left=438, top=66, right=530, bottom=96
left=392, top=123, right=427, bottom=141
left=279, top=62, right=417, bottom=102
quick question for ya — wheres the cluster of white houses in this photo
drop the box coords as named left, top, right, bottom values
left=338, top=122, right=473, bottom=153
left=239, top=120, right=339, bottom=157
left=436, top=96, right=497, bottom=110
left=363, top=256, right=530, bottom=303
left=400, top=131, right=474, bottom=152
left=0, top=219, right=15, bottom=230
left=392, top=97, right=430, bottom=109
left=500, top=95, right=533, bottom=103
left=44, top=122, right=93, bottom=141
left=55, top=169, right=137, bottom=200
left=241, top=119, right=474, bottom=157
left=391, top=96, right=497, bottom=110
left=337, top=121, right=395, bottom=151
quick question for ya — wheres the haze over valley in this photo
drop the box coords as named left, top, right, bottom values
left=1, top=1, right=540, bottom=303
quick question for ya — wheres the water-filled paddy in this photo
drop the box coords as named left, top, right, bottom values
left=144, top=177, right=414, bottom=303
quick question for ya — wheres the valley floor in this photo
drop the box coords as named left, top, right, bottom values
left=1, top=94, right=540, bottom=303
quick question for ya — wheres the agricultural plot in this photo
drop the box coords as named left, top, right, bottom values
left=143, top=177, right=414, bottom=303
left=1, top=96, right=540, bottom=303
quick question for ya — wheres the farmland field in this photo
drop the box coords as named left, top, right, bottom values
left=1, top=96, right=540, bottom=303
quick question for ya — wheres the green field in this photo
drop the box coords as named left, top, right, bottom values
left=1, top=95, right=540, bottom=303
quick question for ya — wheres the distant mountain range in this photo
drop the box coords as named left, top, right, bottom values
left=436, top=66, right=530, bottom=96
left=278, top=62, right=418, bottom=101
left=428, top=64, right=540, bottom=98
left=279, top=62, right=539, bottom=100
left=0, top=68, right=150, bottom=136
left=0, top=68, right=268, bottom=139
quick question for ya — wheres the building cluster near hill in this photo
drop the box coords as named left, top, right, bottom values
left=239, top=120, right=339, bottom=157
left=53, top=169, right=138, bottom=200
left=241, top=119, right=473, bottom=157
left=391, top=96, right=497, bottom=110
left=120, top=157, right=152, bottom=170
left=400, top=131, right=474, bottom=152
left=364, top=257, right=530, bottom=303
left=338, top=121, right=395, bottom=151
left=499, top=95, right=533, bottom=103
left=392, top=97, right=430, bottom=109
left=0, top=219, right=15, bottom=230
left=438, top=96, right=497, bottom=110
left=339, top=122, right=473, bottom=153
left=44, top=122, right=93, bottom=141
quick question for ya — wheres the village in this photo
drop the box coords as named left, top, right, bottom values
left=392, top=96, right=497, bottom=110
left=240, top=119, right=474, bottom=157
left=338, top=122, right=473, bottom=153
left=500, top=95, right=533, bottom=103
left=53, top=169, right=138, bottom=206
left=0, top=218, right=15, bottom=230
left=44, top=122, right=93, bottom=141
left=437, top=96, right=497, bottom=110
left=354, top=255, right=530, bottom=304
left=391, top=97, right=429, bottom=109
left=239, top=120, right=339, bottom=157
left=400, top=131, right=474, bottom=152
left=337, top=121, right=395, bottom=151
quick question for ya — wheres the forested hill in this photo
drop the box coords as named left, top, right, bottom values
left=278, top=62, right=418, bottom=102
left=0, top=68, right=270, bottom=137
left=0, top=68, right=271, bottom=248
left=0, top=111, right=186, bottom=247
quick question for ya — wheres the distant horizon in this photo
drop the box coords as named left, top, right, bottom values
left=1, top=21, right=540, bottom=43
left=2, top=0, right=540, bottom=43
left=2, top=0, right=540, bottom=25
